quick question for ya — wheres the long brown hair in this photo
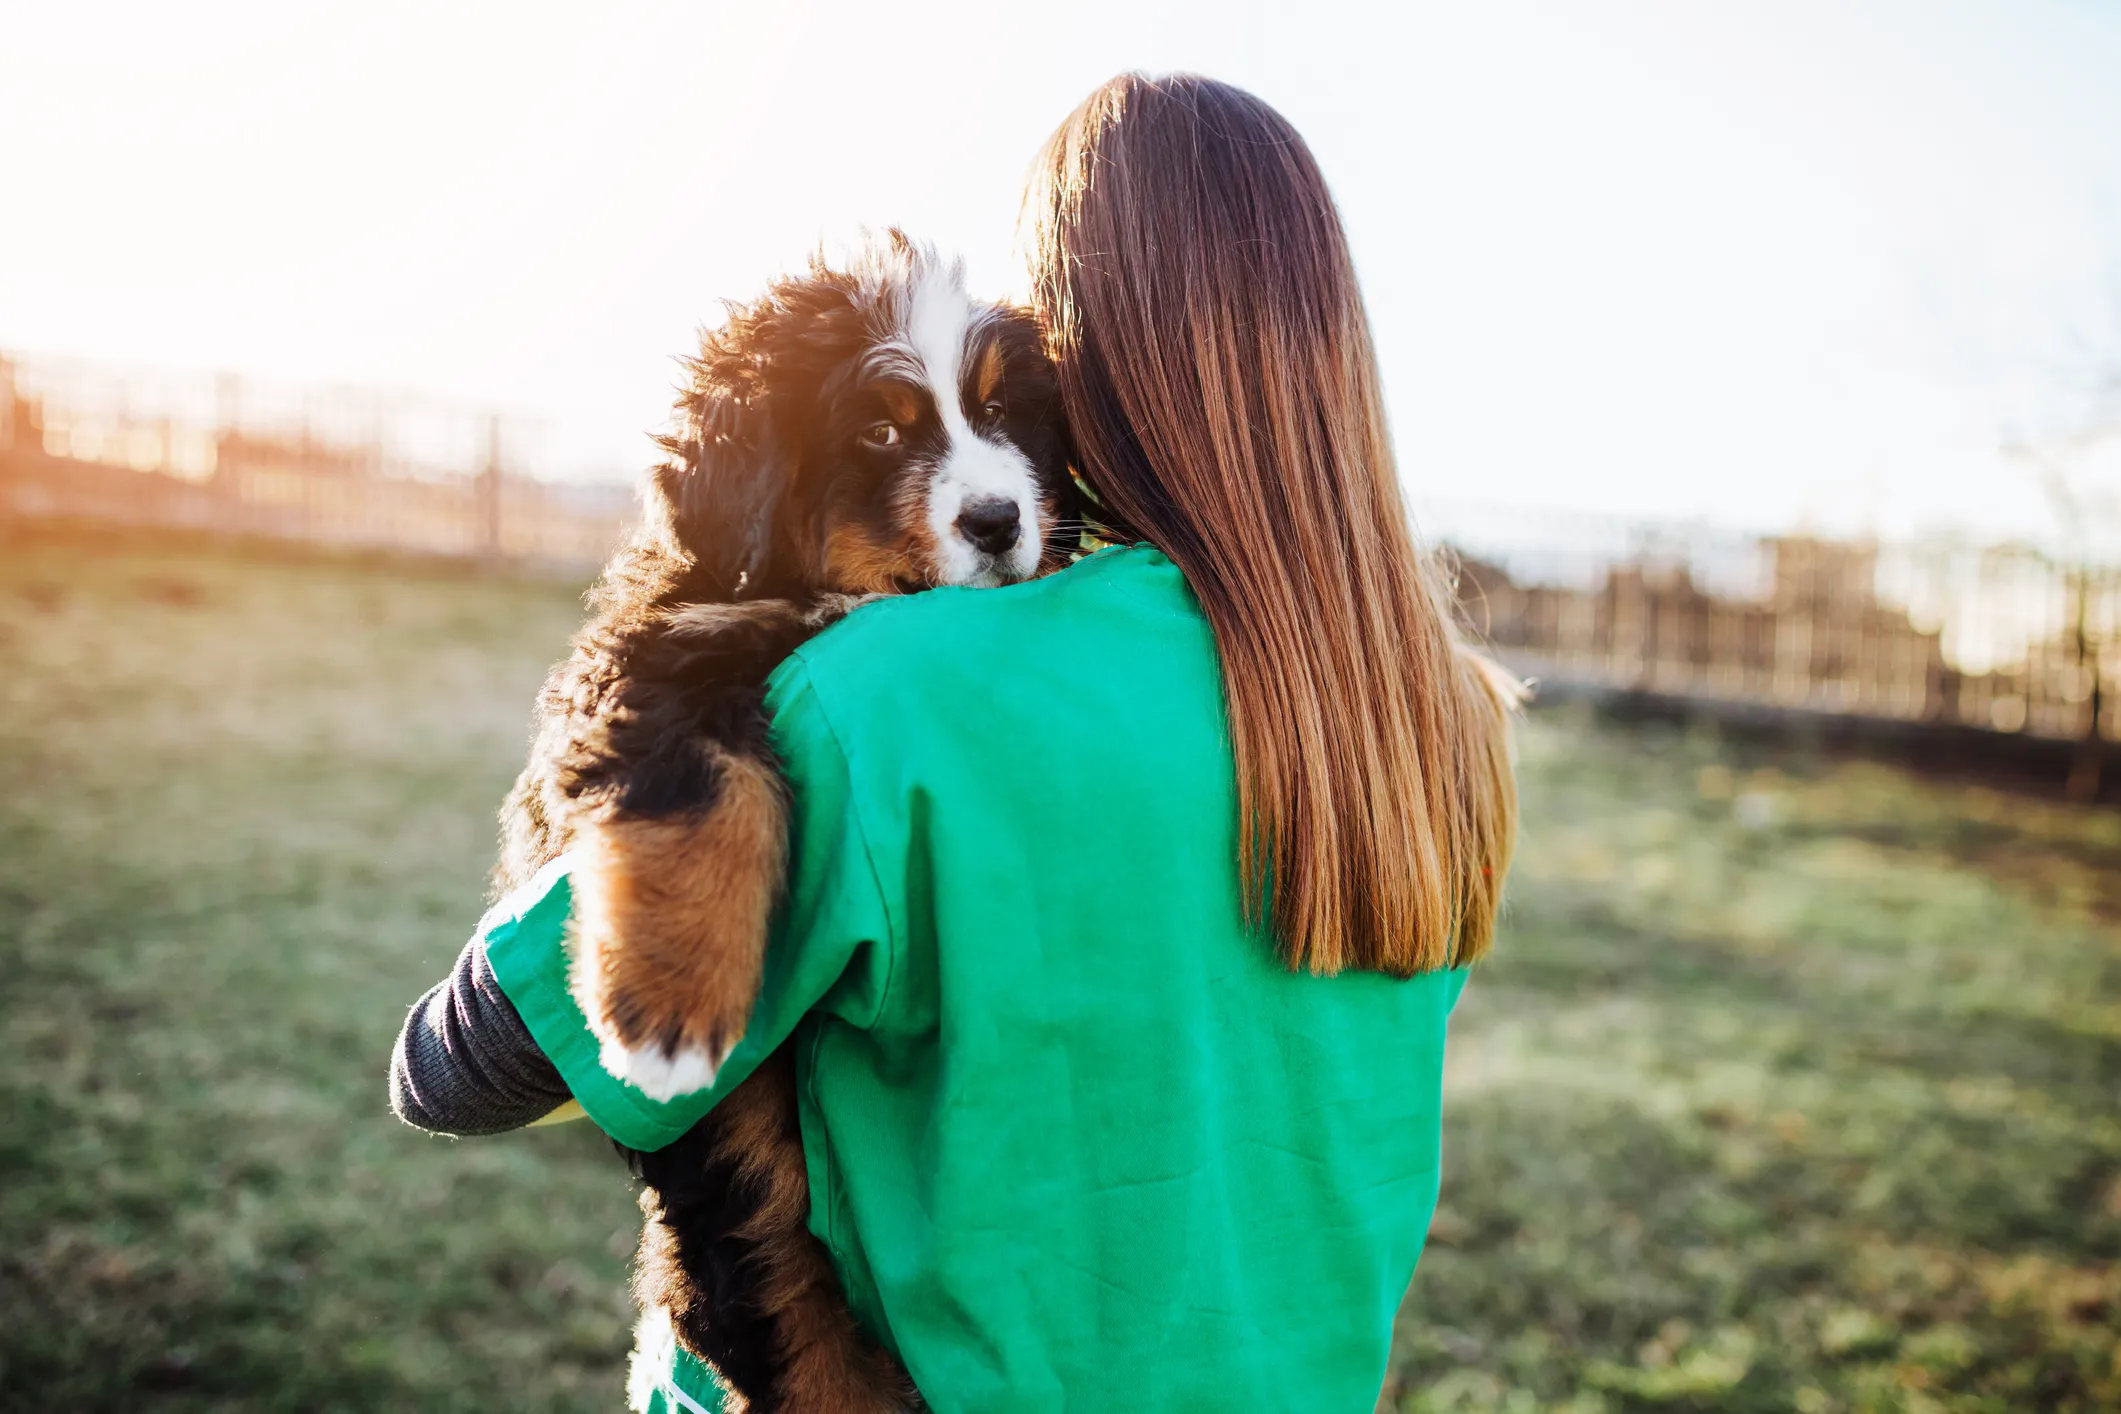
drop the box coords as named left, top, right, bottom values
left=1025, top=73, right=1520, bottom=976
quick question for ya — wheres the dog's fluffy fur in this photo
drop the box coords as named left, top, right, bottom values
left=493, top=233, right=1074, bottom=1412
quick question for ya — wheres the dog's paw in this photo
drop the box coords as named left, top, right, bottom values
left=598, top=1034, right=735, bottom=1101
left=566, top=760, right=789, bottom=1106
left=581, top=974, right=756, bottom=1102
left=804, top=591, right=883, bottom=625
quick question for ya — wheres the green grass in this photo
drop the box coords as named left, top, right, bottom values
left=0, top=530, right=638, bottom=1411
left=2, top=530, right=2115, bottom=1412
left=1394, top=716, right=2121, bottom=1413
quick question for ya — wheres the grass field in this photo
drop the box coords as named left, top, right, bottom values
left=1, top=530, right=2115, bottom=1413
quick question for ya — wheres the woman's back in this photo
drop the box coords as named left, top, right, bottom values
left=765, top=543, right=1466, bottom=1410
left=393, top=71, right=1509, bottom=1414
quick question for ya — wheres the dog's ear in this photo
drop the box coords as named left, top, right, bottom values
left=653, top=384, right=789, bottom=599
left=651, top=276, right=867, bottom=598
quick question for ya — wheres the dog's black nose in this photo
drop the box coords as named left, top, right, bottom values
left=955, top=496, right=1022, bottom=555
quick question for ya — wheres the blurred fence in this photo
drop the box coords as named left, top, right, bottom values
left=0, top=352, right=636, bottom=569
left=1421, top=500, right=2119, bottom=783
left=6, top=350, right=2117, bottom=782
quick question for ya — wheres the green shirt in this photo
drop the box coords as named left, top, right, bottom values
left=485, top=544, right=1469, bottom=1413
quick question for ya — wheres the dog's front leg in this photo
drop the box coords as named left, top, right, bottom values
left=569, top=745, right=789, bottom=1100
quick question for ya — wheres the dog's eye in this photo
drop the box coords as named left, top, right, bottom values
left=980, top=400, right=1005, bottom=420
left=858, top=422, right=901, bottom=449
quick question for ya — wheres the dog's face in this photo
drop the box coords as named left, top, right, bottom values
left=811, top=271, right=1067, bottom=594
left=658, top=237, right=1073, bottom=601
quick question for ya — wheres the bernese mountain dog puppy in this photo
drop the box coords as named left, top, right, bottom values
left=492, top=232, right=1074, bottom=1412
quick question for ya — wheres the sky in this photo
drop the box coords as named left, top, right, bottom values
left=5, top=0, right=2120, bottom=544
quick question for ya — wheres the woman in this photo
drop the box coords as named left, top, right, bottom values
left=392, top=72, right=1518, bottom=1412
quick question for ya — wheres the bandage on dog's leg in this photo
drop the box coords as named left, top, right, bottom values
left=570, top=750, right=789, bottom=1100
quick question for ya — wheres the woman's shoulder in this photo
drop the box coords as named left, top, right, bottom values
left=762, top=542, right=1214, bottom=779
left=778, top=543, right=1192, bottom=690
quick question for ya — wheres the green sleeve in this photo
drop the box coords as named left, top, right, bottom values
left=484, top=654, right=896, bottom=1152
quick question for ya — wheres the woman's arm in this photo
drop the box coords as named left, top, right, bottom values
left=384, top=653, right=893, bottom=1151
left=389, top=931, right=573, bottom=1135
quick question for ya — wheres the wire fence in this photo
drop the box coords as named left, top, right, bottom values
left=1, top=352, right=636, bottom=568
left=1419, top=499, right=2119, bottom=755
left=6, top=351, right=2116, bottom=768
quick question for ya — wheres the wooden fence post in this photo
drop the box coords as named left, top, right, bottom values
left=213, top=372, right=245, bottom=535
left=2067, top=564, right=2106, bottom=800
left=478, top=413, right=504, bottom=562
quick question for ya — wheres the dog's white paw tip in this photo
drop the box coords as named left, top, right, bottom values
left=599, top=1038, right=726, bottom=1101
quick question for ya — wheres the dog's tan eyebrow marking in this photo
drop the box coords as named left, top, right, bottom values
left=877, top=383, right=922, bottom=425
left=973, top=339, right=1005, bottom=406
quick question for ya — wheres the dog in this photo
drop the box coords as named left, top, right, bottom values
left=492, top=233, right=1074, bottom=1412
